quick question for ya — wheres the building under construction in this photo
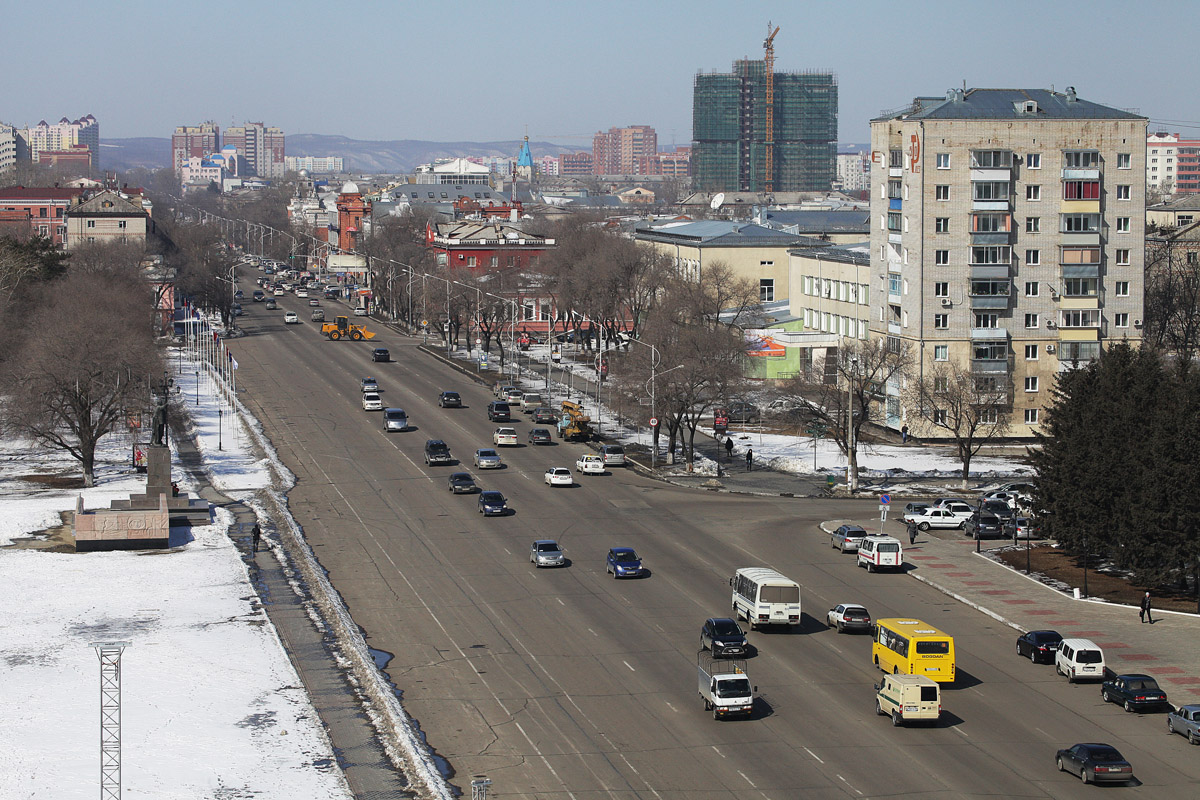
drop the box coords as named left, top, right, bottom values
left=692, top=57, right=837, bottom=193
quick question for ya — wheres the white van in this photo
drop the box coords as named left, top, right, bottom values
left=875, top=674, right=941, bottom=726
left=730, top=567, right=801, bottom=630
left=857, top=535, right=904, bottom=572
left=520, top=393, right=544, bottom=412
left=1055, top=638, right=1106, bottom=683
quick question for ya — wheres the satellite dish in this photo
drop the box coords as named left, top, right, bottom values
left=710, top=192, right=725, bottom=210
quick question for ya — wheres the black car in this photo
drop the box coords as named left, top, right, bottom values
left=487, top=401, right=511, bottom=422
left=964, top=512, right=1004, bottom=539
left=528, top=427, right=552, bottom=445
left=423, top=439, right=453, bottom=465
left=252, top=290, right=265, bottom=302
left=979, top=498, right=1015, bottom=522
left=438, top=391, right=462, bottom=408
left=700, top=618, right=748, bottom=658
left=323, top=287, right=339, bottom=299
left=531, top=407, right=558, bottom=425
left=372, top=348, right=390, bottom=362
left=1055, top=743, right=1134, bottom=785
left=478, top=491, right=508, bottom=516
left=1015, top=630, right=1063, bottom=663
left=447, top=472, right=477, bottom=494
left=1101, top=673, right=1170, bottom=712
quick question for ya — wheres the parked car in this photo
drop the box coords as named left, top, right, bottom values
left=528, top=427, right=552, bottom=445
left=1166, top=704, right=1200, bottom=744
left=931, top=497, right=969, bottom=509
left=700, top=618, right=748, bottom=658
left=1003, top=517, right=1040, bottom=540
left=372, top=348, right=390, bottom=362
left=360, top=377, right=379, bottom=393
left=1015, top=630, right=1063, bottom=663
left=477, top=491, right=508, bottom=516
left=283, top=311, right=299, bottom=324
left=493, top=427, right=518, bottom=446
left=724, top=401, right=759, bottom=423
left=382, top=408, right=408, bottom=432
left=1055, top=743, right=1134, bottom=785
left=831, top=524, right=868, bottom=553
left=493, top=383, right=515, bottom=398
left=605, top=547, right=644, bottom=578
left=361, top=392, right=383, bottom=411
left=353, top=306, right=369, bottom=316
left=423, top=439, right=453, bottom=465
left=1056, top=638, right=1106, bottom=683
left=903, top=506, right=966, bottom=531
left=438, top=391, right=462, bottom=408
left=473, top=448, right=502, bottom=469
left=1101, top=674, right=1170, bottom=712
left=529, top=539, right=566, bottom=568
left=323, top=287, right=339, bottom=299
left=576, top=454, right=605, bottom=474
left=964, top=512, right=1004, bottom=539
left=531, top=407, right=558, bottom=425
left=486, top=401, right=511, bottom=422
left=826, top=603, right=872, bottom=634
left=447, top=472, right=477, bottom=494
left=903, top=502, right=930, bottom=517
left=544, top=467, right=573, bottom=487
left=978, top=498, right=1016, bottom=522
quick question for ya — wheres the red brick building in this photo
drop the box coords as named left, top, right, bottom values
left=171, top=122, right=220, bottom=174
left=0, top=186, right=84, bottom=246
left=558, top=152, right=594, bottom=176
left=334, top=181, right=370, bottom=252
left=427, top=220, right=554, bottom=273
left=592, top=125, right=657, bottom=175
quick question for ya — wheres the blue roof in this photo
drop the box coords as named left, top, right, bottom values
left=517, top=139, right=534, bottom=167
left=877, top=88, right=1145, bottom=122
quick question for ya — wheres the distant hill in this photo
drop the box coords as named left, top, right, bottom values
left=99, top=134, right=587, bottom=174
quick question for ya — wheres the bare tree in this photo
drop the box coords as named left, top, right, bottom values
left=905, top=360, right=1012, bottom=489
left=1145, top=234, right=1200, bottom=367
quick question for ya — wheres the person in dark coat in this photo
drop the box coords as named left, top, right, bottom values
left=1140, top=591, right=1154, bottom=623
left=745, top=448, right=753, bottom=472
left=251, top=524, right=262, bottom=553
left=907, top=520, right=919, bottom=545
left=724, top=437, right=734, bottom=459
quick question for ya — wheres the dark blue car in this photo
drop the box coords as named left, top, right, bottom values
left=606, top=547, right=644, bottom=578
left=478, top=491, right=507, bottom=516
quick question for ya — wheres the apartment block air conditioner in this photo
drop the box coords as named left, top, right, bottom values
left=1046, top=320, right=1057, bottom=329
left=1046, top=344, right=1056, bottom=353
left=940, top=298, right=952, bottom=307
left=1050, top=290, right=1060, bottom=300
left=1134, top=319, right=1143, bottom=328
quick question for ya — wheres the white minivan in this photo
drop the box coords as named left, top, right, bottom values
left=857, top=535, right=904, bottom=572
left=1055, top=638, right=1106, bottom=683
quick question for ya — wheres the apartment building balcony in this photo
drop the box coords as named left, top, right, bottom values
left=970, top=264, right=1011, bottom=280
left=1062, top=168, right=1101, bottom=180
left=1060, top=231, right=1102, bottom=246
left=1059, top=296, right=1101, bottom=311
left=973, top=199, right=1010, bottom=211
left=1060, top=199, right=1101, bottom=214
left=970, top=168, right=1011, bottom=181
left=971, top=357, right=1012, bottom=375
left=969, top=293, right=1010, bottom=310
left=971, top=231, right=1011, bottom=245
left=888, top=198, right=902, bottom=210
left=971, top=327, right=1009, bottom=341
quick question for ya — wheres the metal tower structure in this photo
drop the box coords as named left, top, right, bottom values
left=471, top=775, right=492, bottom=800
left=763, top=23, right=780, bottom=193
left=91, top=641, right=130, bottom=800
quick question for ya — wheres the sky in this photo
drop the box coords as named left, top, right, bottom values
left=4, top=0, right=1199, bottom=146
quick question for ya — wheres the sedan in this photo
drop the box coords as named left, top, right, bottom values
left=831, top=524, right=867, bottom=552
left=283, top=311, right=299, bottom=324
left=362, top=392, right=383, bottom=411
left=576, top=454, right=605, bottom=474
left=308, top=298, right=320, bottom=307
left=544, top=467, right=573, bottom=487
left=532, top=407, right=558, bottom=425
left=273, top=287, right=285, bottom=296
left=382, top=408, right=408, bottom=432
left=493, top=427, right=518, bottom=446
left=931, top=497, right=968, bottom=509
left=826, top=603, right=872, bottom=633
left=529, top=539, right=566, bottom=568
left=372, top=348, right=389, bottom=362
left=438, top=391, right=462, bottom=408
left=527, top=427, right=552, bottom=445
left=1015, top=630, right=1063, bottom=663
left=295, top=288, right=308, bottom=298
left=360, top=377, right=379, bottom=393
left=446, top=472, right=477, bottom=494
left=1101, top=674, right=1169, bottom=713
left=1166, top=704, right=1200, bottom=744
left=700, top=618, right=747, bottom=658
left=473, top=448, right=502, bottom=469
left=1055, top=743, right=1134, bottom=785
left=605, top=547, right=644, bottom=578
left=1004, top=517, right=1040, bottom=540
left=477, top=491, right=507, bottom=516
left=903, top=507, right=966, bottom=531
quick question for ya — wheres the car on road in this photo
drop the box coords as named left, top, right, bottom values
left=265, top=299, right=277, bottom=310
left=473, top=448, right=502, bottom=469
left=531, top=407, right=558, bottom=425
left=382, top=408, right=408, bottom=432
left=353, top=306, right=369, bottom=316
left=519, top=393, right=544, bottom=413
left=1056, top=638, right=1106, bottom=683
left=361, top=392, right=383, bottom=411
left=493, top=383, right=515, bottom=398
left=273, top=287, right=285, bottom=296
left=1015, top=630, right=1063, bottom=663
left=504, top=389, right=524, bottom=405
left=544, top=467, right=573, bottom=487
left=423, top=439, right=453, bottom=465
left=324, top=287, right=339, bottom=299
left=831, top=524, right=868, bottom=552
left=360, top=377, right=379, bottom=393
left=438, top=391, right=461, bottom=408
left=826, top=603, right=872, bottom=633
left=234, top=289, right=244, bottom=300
left=309, top=298, right=320, bottom=306
left=576, top=454, right=605, bottom=474
left=311, top=308, right=325, bottom=322
left=1003, top=517, right=1040, bottom=540
left=1167, top=704, right=1200, bottom=744
left=903, top=506, right=967, bottom=531
left=529, top=539, right=566, bottom=568
left=493, top=427, right=517, bottom=446
left=1101, top=674, right=1170, bottom=712
left=528, top=428, right=552, bottom=445
left=284, top=311, right=299, bottom=324
left=446, top=472, right=477, bottom=493
left=1055, top=743, right=1134, bottom=785
left=486, top=401, right=511, bottom=422
left=372, top=348, right=389, bottom=362
left=295, top=288, right=308, bottom=298
left=700, top=618, right=748, bottom=658
left=964, top=511, right=1004, bottom=539
left=599, top=444, right=626, bottom=466
left=477, top=491, right=507, bottom=516
left=252, top=290, right=265, bottom=302
left=875, top=674, right=941, bottom=727
left=605, top=547, right=644, bottom=578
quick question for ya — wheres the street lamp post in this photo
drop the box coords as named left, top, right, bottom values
left=195, top=370, right=200, bottom=406
left=1082, top=533, right=1089, bottom=598
left=218, top=408, right=223, bottom=451
left=847, top=356, right=859, bottom=493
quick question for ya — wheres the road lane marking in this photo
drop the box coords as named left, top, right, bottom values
left=803, top=746, right=823, bottom=764
left=588, top=628, right=597, bottom=636
left=557, top=598, right=565, bottom=605
left=738, top=771, right=756, bottom=788
left=664, top=701, right=677, bottom=713
left=711, top=745, right=724, bottom=757
left=623, top=660, right=636, bottom=672
left=837, top=775, right=863, bottom=795
left=953, top=726, right=969, bottom=737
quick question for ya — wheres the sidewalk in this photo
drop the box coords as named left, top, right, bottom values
left=822, top=518, right=1200, bottom=704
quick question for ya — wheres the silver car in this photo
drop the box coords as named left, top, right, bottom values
left=473, top=448, right=502, bottom=469
left=831, top=524, right=867, bottom=553
left=529, top=539, right=566, bottom=568
left=383, top=408, right=407, bottom=432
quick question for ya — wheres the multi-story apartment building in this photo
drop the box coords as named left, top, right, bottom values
left=1147, top=132, right=1200, bottom=195
left=22, top=115, right=99, bottom=166
left=593, top=126, right=657, bottom=175
left=836, top=152, right=871, bottom=193
left=284, top=155, right=344, bottom=173
left=171, top=122, right=220, bottom=175
left=789, top=244, right=872, bottom=340
left=0, top=123, right=18, bottom=174
left=693, top=59, right=837, bottom=192
left=870, top=87, right=1147, bottom=438
left=558, top=152, right=594, bottom=176
left=223, top=122, right=285, bottom=179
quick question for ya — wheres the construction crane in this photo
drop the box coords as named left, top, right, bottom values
left=763, top=23, right=780, bottom=193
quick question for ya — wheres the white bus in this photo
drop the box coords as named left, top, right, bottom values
left=730, top=567, right=802, bottom=630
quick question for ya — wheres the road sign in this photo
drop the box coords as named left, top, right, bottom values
left=420, top=319, right=428, bottom=327
left=880, top=494, right=891, bottom=505
left=649, top=417, right=659, bottom=427
left=475, top=337, right=482, bottom=345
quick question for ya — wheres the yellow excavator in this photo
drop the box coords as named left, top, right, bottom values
left=557, top=400, right=593, bottom=441
left=321, top=315, right=376, bottom=341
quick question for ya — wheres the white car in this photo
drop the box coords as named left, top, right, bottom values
left=575, top=454, right=605, bottom=474
left=295, top=288, right=308, bottom=298
left=362, top=392, right=383, bottom=411
left=273, top=288, right=285, bottom=296
left=353, top=306, right=369, bottom=316
left=283, top=312, right=299, bottom=324
left=473, top=448, right=502, bottom=469
left=902, top=506, right=966, bottom=530
left=544, top=467, right=573, bottom=487
left=493, top=427, right=517, bottom=446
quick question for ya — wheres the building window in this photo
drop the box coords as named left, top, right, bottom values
left=934, top=282, right=949, bottom=297
left=887, top=212, right=902, bottom=231
left=934, top=376, right=949, bottom=392
left=759, top=279, right=775, bottom=302
left=1025, top=408, right=1039, bottom=425
left=974, top=313, right=998, bottom=328
left=1063, top=277, right=1099, bottom=297
left=1115, top=281, right=1130, bottom=296
left=490, top=256, right=499, bottom=268
left=935, top=185, right=949, bottom=201
left=936, top=153, right=950, bottom=169
left=1115, top=217, right=1130, bottom=233
left=1027, top=153, right=1041, bottom=169
left=1025, top=281, right=1039, bottom=297
left=1062, top=246, right=1101, bottom=265
left=980, top=408, right=999, bottom=425
left=888, top=273, right=902, bottom=295
left=86, top=220, right=96, bottom=228
left=1062, top=213, right=1101, bottom=233
left=934, top=314, right=948, bottom=329
left=466, top=256, right=477, bottom=267
left=935, top=217, right=950, bottom=233
left=934, top=345, right=948, bottom=361
left=971, top=245, right=1010, bottom=265
left=1116, top=185, right=1131, bottom=200
left=1064, top=150, right=1100, bottom=168
left=935, top=249, right=949, bottom=265
left=1026, top=185, right=1041, bottom=201
left=933, top=409, right=948, bottom=425
left=971, top=150, right=1013, bottom=168
left=1114, top=312, right=1129, bottom=328
left=1026, top=249, right=1040, bottom=266
left=1063, top=180, right=1101, bottom=200
left=1117, top=153, right=1131, bottom=169
left=974, top=181, right=1010, bottom=201
left=1025, top=313, right=1039, bottom=328
left=1026, top=217, right=1040, bottom=233
left=972, top=212, right=1010, bottom=232
left=1025, top=344, right=1039, bottom=360
left=860, top=284, right=869, bottom=305
left=889, top=149, right=903, bottom=168
left=1025, top=377, right=1039, bottom=392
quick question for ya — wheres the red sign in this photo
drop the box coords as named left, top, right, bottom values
left=649, top=417, right=659, bottom=427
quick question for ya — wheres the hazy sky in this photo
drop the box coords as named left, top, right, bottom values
left=5, top=0, right=1198, bottom=146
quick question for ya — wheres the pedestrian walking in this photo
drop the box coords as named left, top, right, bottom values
left=251, top=523, right=262, bottom=553
left=745, top=447, right=753, bottom=472
left=724, top=437, right=734, bottom=459
left=1140, top=591, right=1154, bottom=624
left=907, top=520, right=918, bottom=546
left=901, top=425, right=909, bottom=444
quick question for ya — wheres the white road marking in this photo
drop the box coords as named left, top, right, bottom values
left=623, top=660, right=636, bottom=672
left=503, top=548, right=511, bottom=555
left=953, top=726, right=969, bottom=738
left=1035, top=727, right=1049, bottom=738
left=557, top=598, right=565, bottom=605
left=803, top=746, right=823, bottom=764
left=710, top=745, right=725, bottom=758
left=588, top=628, right=598, bottom=636
left=837, top=775, right=863, bottom=795
left=664, top=700, right=677, bottom=713
left=738, top=771, right=756, bottom=788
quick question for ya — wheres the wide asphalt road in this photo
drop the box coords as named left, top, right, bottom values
left=230, top=291, right=1199, bottom=799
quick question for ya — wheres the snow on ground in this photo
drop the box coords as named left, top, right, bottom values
left=0, top=356, right=350, bottom=799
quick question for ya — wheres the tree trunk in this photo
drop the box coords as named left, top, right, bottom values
left=960, top=445, right=973, bottom=490
left=848, top=446, right=859, bottom=492
left=81, top=444, right=97, bottom=488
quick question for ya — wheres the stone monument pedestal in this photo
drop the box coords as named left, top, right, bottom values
left=107, top=444, right=210, bottom=526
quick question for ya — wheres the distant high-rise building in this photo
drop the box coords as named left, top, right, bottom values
left=559, top=152, right=594, bottom=176
left=224, top=122, right=285, bottom=179
left=172, top=122, right=220, bottom=175
left=637, top=146, right=691, bottom=177
left=692, top=59, right=836, bottom=192
left=1147, top=131, right=1200, bottom=195
left=538, top=155, right=559, bottom=176
left=836, top=151, right=870, bottom=193
left=22, top=115, right=99, bottom=167
left=284, top=155, right=344, bottom=173
left=0, top=123, right=18, bottom=174
left=592, top=125, right=657, bottom=175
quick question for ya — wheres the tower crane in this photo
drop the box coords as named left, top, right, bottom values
left=763, top=23, right=780, bottom=193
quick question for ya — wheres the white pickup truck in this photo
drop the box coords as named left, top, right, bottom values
left=697, top=653, right=755, bottom=720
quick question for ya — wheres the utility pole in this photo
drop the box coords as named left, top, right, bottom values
left=91, top=641, right=130, bottom=800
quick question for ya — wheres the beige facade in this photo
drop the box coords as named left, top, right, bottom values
left=65, top=190, right=150, bottom=249
left=870, top=88, right=1147, bottom=438
left=788, top=245, right=871, bottom=340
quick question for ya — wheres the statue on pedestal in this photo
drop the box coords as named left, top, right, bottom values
left=152, top=395, right=169, bottom=447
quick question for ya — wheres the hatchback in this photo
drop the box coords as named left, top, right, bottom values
left=504, top=389, right=524, bottom=405
left=283, top=311, right=299, bottom=324
left=826, top=603, right=872, bottom=633
left=600, top=444, right=626, bottom=466
left=1055, top=743, right=1134, bottom=785
left=1015, top=630, right=1063, bottom=663
left=478, top=491, right=507, bottom=516
left=372, top=348, right=389, bottom=362
left=473, top=448, right=502, bottom=469
left=360, top=377, right=379, bottom=393
left=438, top=391, right=462, bottom=408
left=528, top=427, right=552, bottom=445
left=605, top=547, right=644, bottom=578
left=532, top=407, right=558, bottom=425
left=493, top=427, right=517, bottom=446
left=831, top=524, right=867, bottom=553
left=544, top=467, right=573, bottom=486
left=700, top=618, right=747, bottom=658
